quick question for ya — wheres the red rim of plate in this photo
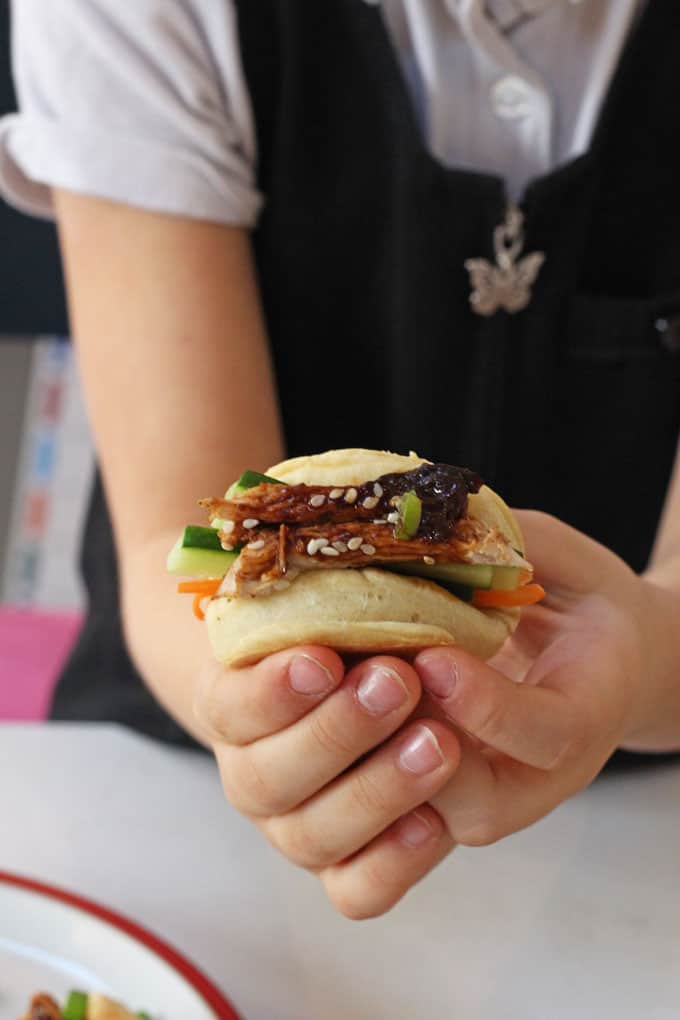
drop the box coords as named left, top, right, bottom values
left=0, top=870, right=241, bottom=1020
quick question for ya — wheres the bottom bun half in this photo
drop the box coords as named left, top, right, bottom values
left=205, top=568, right=519, bottom=668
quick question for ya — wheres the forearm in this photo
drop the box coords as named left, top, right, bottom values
left=621, top=556, right=680, bottom=752
left=623, top=445, right=680, bottom=750
left=51, top=193, right=288, bottom=743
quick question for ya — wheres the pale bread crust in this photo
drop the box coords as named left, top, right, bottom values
left=267, top=448, right=426, bottom=487
left=87, top=994, right=138, bottom=1020
left=206, top=449, right=523, bottom=667
left=206, top=568, right=518, bottom=667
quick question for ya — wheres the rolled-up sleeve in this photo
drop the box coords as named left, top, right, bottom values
left=0, top=0, right=262, bottom=224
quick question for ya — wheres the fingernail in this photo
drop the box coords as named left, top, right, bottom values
left=396, top=810, right=437, bottom=848
left=289, top=654, right=335, bottom=696
left=420, top=654, right=458, bottom=700
left=356, top=667, right=408, bottom=715
left=399, top=726, right=444, bottom=775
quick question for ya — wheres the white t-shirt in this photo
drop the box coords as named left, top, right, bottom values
left=0, top=0, right=644, bottom=223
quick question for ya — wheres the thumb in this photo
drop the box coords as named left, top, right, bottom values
left=513, top=509, right=625, bottom=598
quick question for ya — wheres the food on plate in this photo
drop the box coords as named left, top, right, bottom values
left=20, top=990, right=151, bottom=1020
left=167, top=448, right=544, bottom=666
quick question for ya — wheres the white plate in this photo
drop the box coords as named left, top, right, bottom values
left=0, top=872, right=241, bottom=1020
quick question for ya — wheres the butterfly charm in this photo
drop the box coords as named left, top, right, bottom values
left=464, top=204, right=545, bottom=317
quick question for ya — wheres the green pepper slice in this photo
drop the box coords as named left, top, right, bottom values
left=394, top=490, right=422, bottom=540
left=63, top=991, right=88, bottom=1020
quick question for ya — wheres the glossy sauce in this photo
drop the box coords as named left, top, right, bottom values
left=356, top=463, right=482, bottom=542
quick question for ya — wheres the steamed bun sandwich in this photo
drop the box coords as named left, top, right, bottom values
left=167, top=449, right=545, bottom=667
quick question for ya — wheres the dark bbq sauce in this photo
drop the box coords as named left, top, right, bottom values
left=356, top=463, right=483, bottom=543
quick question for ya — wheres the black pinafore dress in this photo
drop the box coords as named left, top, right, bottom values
left=53, top=2, right=680, bottom=762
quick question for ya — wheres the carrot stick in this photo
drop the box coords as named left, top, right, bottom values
left=177, top=579, right=222, bottom=596
left=192, top=594, right=206, bottom=621
left=472, top=583, right=545, bottom=608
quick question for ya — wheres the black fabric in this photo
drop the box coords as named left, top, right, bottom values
left=0, top=6, right=68, bottom=336
left=235, top=0, right=680, bottom=572
left=53, top=1, right=680, bottom=770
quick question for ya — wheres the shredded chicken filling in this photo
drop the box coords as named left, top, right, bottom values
left=204, top=482, right=528, bottom=597
left=21, top=994, right=61, bottom=1020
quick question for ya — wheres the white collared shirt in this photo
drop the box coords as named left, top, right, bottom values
left=0, top=0, right=646, bottom=222
left=379, top=0, right=644, bottom=198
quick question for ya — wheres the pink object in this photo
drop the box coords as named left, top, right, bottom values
left=0, top=607, right=83, bottom=720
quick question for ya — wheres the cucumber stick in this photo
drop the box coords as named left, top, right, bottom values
left=226, top=469, right=283, bottom=498
left=488, top=565, right=522, bottom=590
left=394, top=561, right=492, bottom=589
left=393, top=561, right=520, bottom=591
left=181, top=525, right=223, bottom=551
left=167, top=538, right=237, bottom=578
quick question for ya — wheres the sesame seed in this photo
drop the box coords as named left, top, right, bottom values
left=347, top=537, right=363, bottom=551
left=344, top=488, right=358, bottom=504
left=222, top=543, right=234, bottom=551
left=243, top=518, right=260, bottom=529
left=386, top=512, right=400, bottom=524
left=360, top=543, right=376, bottom=555
left=372, top=518, right=388, bottom=525
left=249, top=539, right=265, bottom=550
left=320, top=546, right=340, bottom=556
left=362, top=496, right=379, bottom=510
left=329, top=488, right=344, bottom=500
left=310, top=494, right=326, bottom=507
left=306, top=538, right=329, bottom=555
left=332, top=541, right=348, bottom=553
left=373, top=482, right=383, bottom=498
left=214, top=517, right=235, bottom=533
left=423, top=556, right=435, bottom=565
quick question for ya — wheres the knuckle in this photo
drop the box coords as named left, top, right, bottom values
left=270, top=814, right=335, bottom=871
left=193, top=683, right=231, bottom=742
left=351, top=769, right=392, bottom=818
left=324, top=880, right=386, bottom=921
left=356, top=860, right=402, bottom=914
left=201, top=703, right=238, bottom=744
left=194, top=682, right=252, bottom=748
left=551, top=699, right=592, bottom=767
left=471, top=694, right=507, bottom=746
left=193, top=659, right=266, bottom=744
left=308, top=712, right=355, bottom=760
left=221, top=750, right=287, bottom=817
left=457, top=811, right=504, bottom=848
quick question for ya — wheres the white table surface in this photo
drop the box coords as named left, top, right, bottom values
left=1, top=723, right=679, bottom=1020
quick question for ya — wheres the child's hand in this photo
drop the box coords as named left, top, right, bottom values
left=194, top=510, right=680, bottom=920
left=413, top=511, right=680, bottom=849
left=195, top=647, right=460, bottom=919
